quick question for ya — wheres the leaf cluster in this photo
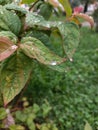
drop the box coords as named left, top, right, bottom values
left=0, top=0, right=80, bottom=106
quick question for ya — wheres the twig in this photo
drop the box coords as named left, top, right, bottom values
left=29, top=0, right=39, bottom=11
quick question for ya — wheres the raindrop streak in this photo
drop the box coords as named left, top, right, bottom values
left=51, top=61, right=57, bottom=66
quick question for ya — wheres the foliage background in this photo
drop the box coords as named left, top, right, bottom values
left=24, top=27, right=98, bottom=130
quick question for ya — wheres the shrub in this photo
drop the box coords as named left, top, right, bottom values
left=0, top=0, right=94, bottom=129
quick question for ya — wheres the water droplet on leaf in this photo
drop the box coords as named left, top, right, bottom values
left=51, top=61, right=57, bottom=65
left=69, top=58, right=73, bottom=62
left=11, top=45, right=17, bottom=50
left=0, top=11, right=3, bottom=14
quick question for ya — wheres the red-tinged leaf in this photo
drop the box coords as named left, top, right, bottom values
left=0, top=37, right=18, bottom=62
left=73, top=13, right=94, bottom=28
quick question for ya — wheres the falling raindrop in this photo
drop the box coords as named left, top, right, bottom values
left=31, top=48, right=34, bottom=50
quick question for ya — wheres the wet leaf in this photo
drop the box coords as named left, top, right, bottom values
left=0, top=5, right=21, bottom=35
left=0, top=37, right=18, bottom=62
left=57, top=22, right=80, bottom=59
left=0, top=0, right=13, bottom=5
left=5, top=3, right=28, bottom=14
left=0, top=31, right=18, bottom=44
left=24, top=30, right=50, bottom=46
left=26, top=13, right=80, bottom=59
left=20, top=37, right=66, bottom=65
left=38, top=3, right=53, bottom=20
left=0, top=52, right=33, bottom=106
left=26, top=12, right=51, bottom=29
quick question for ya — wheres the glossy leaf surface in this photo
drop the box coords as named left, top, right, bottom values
left=0, top=5, right=21, bottom=35
left=57, top=22, right=80, bottom=59
left=0, top=37, right=18, bottom=62
left=20, top=37, right=66, bottom=65
left=0, top=31, right=18, bottom=44
left=26, top=13, right=80, bottom=59
left=5, top=3, right=28, bottom=14
left=26, top=12, right=51, bottom=29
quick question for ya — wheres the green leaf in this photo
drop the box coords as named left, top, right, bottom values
left=15, top=111, right=27, bottom=122
left=0, top=37, right=18, bottom=62
left=0, top=107, right=7, bottom=120
left=0, top=92, right=3, bottom=107
left=26, top=13, right=80, bottom=59
left=32, top=103, right=40, bottom=113
left=0, top=31, right=18, bottom=44
left=5, top=3, right=28, bottom=14
left=59, top=0, right=72, bottom=17
left=9, top=125, right=25, bottom=130
left=24, top=30, right=50, bottom=46
left=26, top=12, right=51, bottom=29
left=57, top=22, right=80, bottom=59
left=27, top=118, right=35, bottom=130
left=48, top=61, right=69, bottom=72
left=22, top=0, right=37, bottom=4
left=84, top=122, right=93, bottom=130
left=0, top=0, right=13, bottom=5
left=0, top=52, right=33, bottom=106
left=20, top=37, right=66, bottom=65
left=26, top=12, right=62, bottom=29
left=0, top=5, right=21, bottom=35
left=38, top=3, right=53, bottom=20
left=42, top=103, right=52, bottom=117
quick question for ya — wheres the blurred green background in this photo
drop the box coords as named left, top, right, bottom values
left=23, top=27, right=98, bottom=130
